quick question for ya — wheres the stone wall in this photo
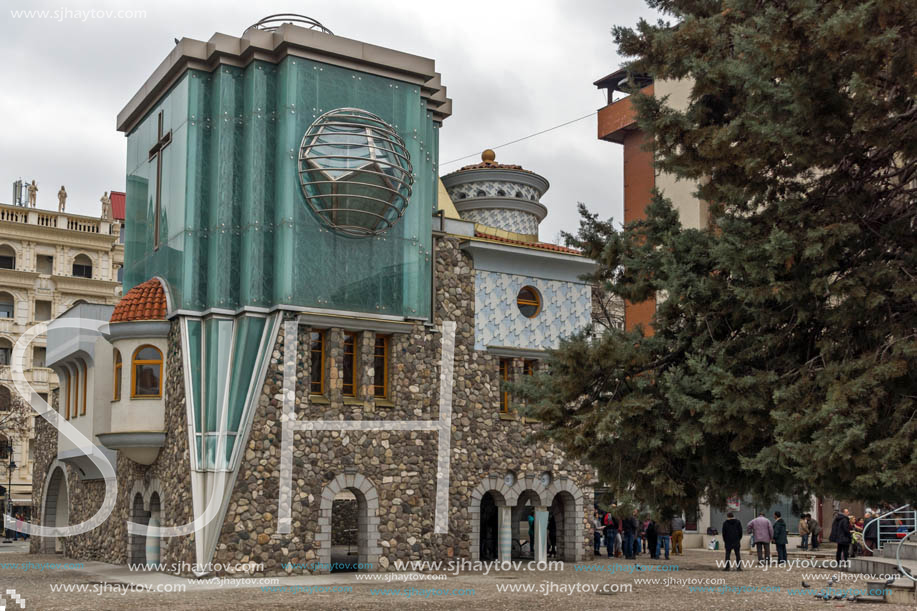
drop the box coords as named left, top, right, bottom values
left=32, top=237, right=595, bottom=575
left=213, top=236, right=595, bottom=575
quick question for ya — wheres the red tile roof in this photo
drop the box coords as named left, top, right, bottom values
left=111, top=191, right=126, bottom=221
left=110, top=278, right=167, bottom=323
left=473, top=231, right=582, bottom=255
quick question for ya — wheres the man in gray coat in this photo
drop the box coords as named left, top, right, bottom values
left=747, top=512, right=774, bottom=566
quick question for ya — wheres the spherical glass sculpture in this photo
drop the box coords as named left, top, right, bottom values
left=298, top=108, right=413, bottom=237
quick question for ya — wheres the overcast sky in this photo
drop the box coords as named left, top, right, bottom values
left=1, top=0, right=661, bottom=242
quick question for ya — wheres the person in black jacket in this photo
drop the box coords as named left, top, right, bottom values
left=645, top=519, right=658, bottom=559
left=722, top=512, right=744, bottom=571
left=863, top=511, right=877, bottom=556
left=831, top=510, right=852, bottom=564
left=621, top=510, right=638, bottom=559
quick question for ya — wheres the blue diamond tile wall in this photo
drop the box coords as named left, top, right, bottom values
left=464, top=209, right=539, bottom=235
left=449, top=181, right=541, bottom=202
left=474, top=270, right=591, bottom=351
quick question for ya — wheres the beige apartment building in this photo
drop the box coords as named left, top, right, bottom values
left=0, top=195, right=123, bottom=518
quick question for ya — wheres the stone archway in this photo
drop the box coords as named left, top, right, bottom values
left=513, top=489, right=543, bottom=559
left=129, top=493, right=150, bottom=566
left=147, top=492, right=162, bottom=566
left=545, top=479, right=585, bottom=562
left=40, top=465, right=69, bottom=553
left=318, top=473, right=379, bottom=573
left=468, top=475, right=515, bottom=562
left=479, top=492, right=500, bottom=561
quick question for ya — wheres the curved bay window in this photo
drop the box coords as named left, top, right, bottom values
left=342, top=333, right=357, bottom=397
left=373, top=335, right=388, bottom=399
left=113, top=349, right=122, bottom=400
left=132, top=345, right=163, bottom=398
left=310, top=331, right=324, bottom=395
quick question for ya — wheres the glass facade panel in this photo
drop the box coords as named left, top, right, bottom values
left=185, top=314, right=277, bottom=470
left=203, top=317, right=233, bottom=468
left=123, top=59, right=437, bottom=319
left=226, top=315, right=267, bottom=434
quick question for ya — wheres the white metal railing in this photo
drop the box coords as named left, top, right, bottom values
left=863, top=503, right=916, bottom=552
left=895, top=529, right=916, bottom=583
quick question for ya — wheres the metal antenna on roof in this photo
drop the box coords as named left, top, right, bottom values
left=245, top=14, right=333, bottom=35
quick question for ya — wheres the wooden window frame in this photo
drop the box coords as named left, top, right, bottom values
left=113, top=349, right=122, bottom=401
left=131, top=345, right=163, bottom=399
left=309, top=331, right=325, bottom=395
left=499, top=358, right=511, bottom=413
left=80, top=360, right=87, bottom=416
left=64, top=372, right=71, bottom=420
left=72, top=364, right=79, bottom=419
left=516, top=286, right=542, bottom=318
left=342, top=332, right=357, bottom=398
left=372, top=335, right=389, bottom=399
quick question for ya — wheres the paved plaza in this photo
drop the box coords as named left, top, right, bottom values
left=1, top=546, right=912, bottom=610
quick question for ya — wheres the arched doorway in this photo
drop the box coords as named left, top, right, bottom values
left=479, top=492, right=500, bottom=561
left=512, top=489, right=542, bottom=559
left=550, top=491, right=577, bottom=562
left=129, top=493, right=150, bottom=566
left=146, top=492, right=162, bottom=566
left=330, top=490, right=359, bottom=572
left=41, top=466, right=68, bottom=553
left=318, top=473, right=379, bottom=573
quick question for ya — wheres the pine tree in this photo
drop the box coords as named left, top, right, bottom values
left=520, top=0, right=916, bottom=512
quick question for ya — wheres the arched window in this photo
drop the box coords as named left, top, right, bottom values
left=113, top=349, right=122, bottom=401
left=72, top=254, right=93, bottom=279
left=0, top=338, right=11, bottom=366
left=78, top=359, right=87, bottom=416
left=131, top=345, right=162, bottom=398
left=496, top=189, right=506, bottom=197
left=0, top=292, right=14, bottom=319
left=0, top=244, right=15, bottom=270
left=0, top=385, right=11, bottom=412
left=475, top=189, right=486, bottom=197
left=71, top=363, right=79, bottom=419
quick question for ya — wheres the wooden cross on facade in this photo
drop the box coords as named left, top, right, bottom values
left=148, top=110, right=172, bottom=250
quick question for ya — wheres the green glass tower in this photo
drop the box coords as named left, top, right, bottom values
left=116, top=22, right=451, bottom=566
left=120, top=26, right=450, bottom=319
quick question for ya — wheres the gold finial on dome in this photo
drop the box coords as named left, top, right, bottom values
left=482, top=149, right=496, bottom=163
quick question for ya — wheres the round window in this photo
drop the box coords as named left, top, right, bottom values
left=516, top=286, right=541, bottom=318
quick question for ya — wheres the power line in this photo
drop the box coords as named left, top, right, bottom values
left=440, top=111, right=597, bottom=167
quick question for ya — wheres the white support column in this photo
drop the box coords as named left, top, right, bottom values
left=498, top=506, right=512, bottom=563
left=534, top=507, right=549, bottom=564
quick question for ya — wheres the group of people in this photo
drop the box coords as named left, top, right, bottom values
left=830, top=508, right=883, bottom=562
left=592, top=506, right=686, bottom=561
left=720, top=508, right=885, bottom=569
left=722, top=511, right=792, bottom=568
